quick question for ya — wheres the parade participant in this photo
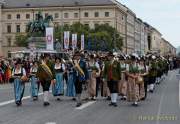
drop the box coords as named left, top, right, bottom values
left=148, top=56, right=157, bottom=93
left=5, top=61, right=12, bottom=83
left=156, top=58, right=163, bottom=84
left=29, top=61, right=39, bottom=101
left=118, top=55, right=127, bottom=100
left=52, top=58, right=65, bottom=101
left=37, top=54, right=55, bottom=106
left=73, top=51, right=88, bottom=107
left=142, top=58, right=149, bottom=100
left=126, top=55, right=140, bottom=106
left=66, top=61, right=76, bottom=99
left=138, top=59, right=147, bottom=100
left=95, top=55, right=101, bottom=98
left=87, top=54, right=100, bottom=100
left=101, top=55, right=111, bottom=100
left=103, top=52, right=121, bottom=107
left=11, top=59, right=27, bottom=106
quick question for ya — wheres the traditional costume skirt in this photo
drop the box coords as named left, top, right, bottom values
left=66, top=72, right=76, bottom=97
left=14, top=78, right=25, bottom=103
left=127, top=76, right=140, bottom=102
left=88, top=71, right=97, bottom=97
left=101, top=80, right=110, bottom=97
left=52, top=73, right=64, bottom=96
left=30, top=76, right=39, bottom=97
left=118, top=72, right=127, bottom=96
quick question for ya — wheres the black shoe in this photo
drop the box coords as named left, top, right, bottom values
left=16, top=101, right=22, bottom=106
left=149, top=90, right=154, bottom=93
left=43, top=102, right=50, bottom=106
left=109, top=102, right=114, bottom=106
left=33, top=97, right=38, bottom=101
left=107, top=96, right=111, bottom=101
left=132, top=103, right=138, bottom=107
left=113, top=103, right=118, bottom=107
left=140, top=97, right=146, bottom=101
left=72, top=98, right=76, bottom=101
left=76, top=103, right=82, bottom=107
left=57, top=98, right=61, bottom=101
left=121, top=97, right=127, bottom=101
left=91, top=97, right=96, bottom=101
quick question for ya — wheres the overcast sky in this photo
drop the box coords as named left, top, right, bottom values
left=118, top=0, right=180, bottom=48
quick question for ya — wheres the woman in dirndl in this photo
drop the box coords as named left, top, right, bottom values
left=118, top=56, right=127, bottom=100
left=52, top=58, right=65, bottom=100
left=137, top=59, right=146, bottom=100
left=126, top=57, right=140, bottom=106
left=30, top=61, right=39, bottom=101
left=87, top=55, right=100, bottom=100
left=11, top=59, right=26, bottom=106
left=66, top=62, right=76, bottom=99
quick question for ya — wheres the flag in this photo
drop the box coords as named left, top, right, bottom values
left=46, top=27, right=54, bottom=50
left=81, top=34, right=85, bottom=50
left=72, top=34, right=77, bottom=50
left=64, top=31, right=70, bottom=49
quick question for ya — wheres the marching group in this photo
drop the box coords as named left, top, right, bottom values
left=0, top=51, right=178, bottom=107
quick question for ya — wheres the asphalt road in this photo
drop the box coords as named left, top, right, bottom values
left=0, top=70, right=179, bottom=124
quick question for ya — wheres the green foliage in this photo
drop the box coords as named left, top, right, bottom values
left=54, top=22, right=123, bottom=51
left=15, top=33, right=29, bottom=47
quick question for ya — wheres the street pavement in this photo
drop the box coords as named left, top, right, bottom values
left=0, top=70, right=179, bottom=124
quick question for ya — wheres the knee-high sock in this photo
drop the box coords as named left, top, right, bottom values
left=77, top=94, right=81, bottom=104
left=111, top=93, right=118, bottom=103
left=150, top=84, right=154, bottom=91
left=44, top=91, right=49, bottom=102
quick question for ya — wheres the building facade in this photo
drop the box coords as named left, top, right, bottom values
left=0, top=0, right=176, bottom=57
left=149, top=28, right=162, bottom=53
left=126, top=9, right=136, bottom=54
left=0, top=0, right=129, bottom=56
left=160, top=38, right=176, bottom=56
left=0, top=2, right=3, bottom=56
left=134, top=18, right=141, bottom=54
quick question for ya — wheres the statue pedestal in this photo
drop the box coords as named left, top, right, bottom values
left=28, top=37, right=46, bottom=50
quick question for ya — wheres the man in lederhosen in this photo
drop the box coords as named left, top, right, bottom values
left=103, top=52, right=121, bottom=107
left=73, top=51, right=88, bottom=107
left=37, top=54, right=55, bottom=106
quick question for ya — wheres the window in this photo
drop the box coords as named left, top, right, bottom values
left=105, top=12, right=109, bottom=17
left=84, top=24, right=89, bottom=27
left=122, top=16, right=124, bottom=20
left=45, top=13, right=49, bottom=17
left=7, top=25, right=11, bottom=33
left=7, top=38, right=11, bottom=47
left=16, top=14, right=20, bottom=19
left=54, top=13, right=59, bottom=18
left=16, top=25, right=20, bottom=33
left=74, top=13, right=78, bottom=18
left=154, top=36, right=156, bottom=40
left=64, top=13, right=69, bottom=18
left=95, top=12, right=99, bottom=17
left=84, top=12, right=89, bottom=17
left=7, top=14, right=11, bottom=19
left=26, top=14, right=30, bottom=19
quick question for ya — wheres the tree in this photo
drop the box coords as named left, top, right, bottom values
left=15, top=33, right=29, bottom=47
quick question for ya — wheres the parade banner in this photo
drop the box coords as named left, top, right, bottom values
left=81, top=34, right=85, bottom=50
left=72, top=34, right=77, bottom=50
left=64, top=31, right=70, bottom=49
left=46, top=27, right=54, bottom=50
